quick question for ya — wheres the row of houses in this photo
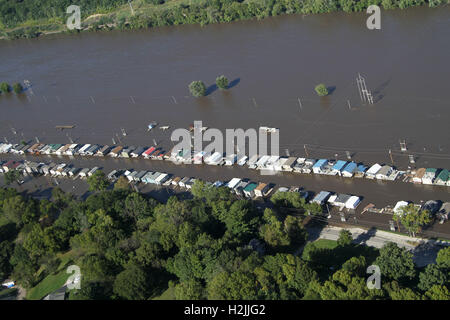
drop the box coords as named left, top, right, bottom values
left=0, top=143, right=169, bottom=160
left=412, top=168, right=450, bottom=186
left=1, top=142, right=448, bottom=187
left=310, top=190, right=362, bottom=210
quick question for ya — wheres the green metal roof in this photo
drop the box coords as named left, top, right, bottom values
left=436, top=169, right=449, bottom=181
left=425, top=168, right=437, bottom=173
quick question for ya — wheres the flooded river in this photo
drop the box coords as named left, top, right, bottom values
left=0, top=7, right=449, bottom=169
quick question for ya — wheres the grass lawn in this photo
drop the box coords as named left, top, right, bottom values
left=152, top=286, right=175, bottom=300
left=301, top=239, right=338, bottom=260
left=0, top=288, right=18, bottom=300
left=26, top=270, right=70, bottom=300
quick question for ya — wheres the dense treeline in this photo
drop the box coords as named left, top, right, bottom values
left=0, top=179, right=448, bottom=300
left=0, top=0, right=128, bottom=28
left=1, top=0, right=448, bottom=39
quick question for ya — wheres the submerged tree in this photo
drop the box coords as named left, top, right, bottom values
left=315, top=83, right=329, bottom=96
left=0, top=82, right=11, bottom=93
left=216, top=75, right=229, bottom=90
left=12, top=82, right=23, bottom=94
left=189, top=81, right=206, bottom=97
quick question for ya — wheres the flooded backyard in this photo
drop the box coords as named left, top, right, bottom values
left=0, top=6, right=449, bottom=169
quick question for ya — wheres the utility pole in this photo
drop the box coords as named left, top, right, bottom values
left=112, top=137, right=116, bottom=145
left=35, top=136, right=40, bottom=143
left=153, top=139, right=157, bottom=146
left=298, top=98, right=302, bottom=110
left=388, top=149, right=394, bottom=165
left=121, top=128, right=127, bottom=136
left=130, top=96, right=135, bottom=104
left=304, top=144, right=309, bottom=157
left=285, top=149, right=290, bottom=157
left=347, top=100, right=351, bottom=110
left=67, top=133, right=74, bottom=144
left=252, top=98, right=257, bottom=108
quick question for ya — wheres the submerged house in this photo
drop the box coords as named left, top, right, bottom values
left=365, top=163, right=382, bottom=179
left=312, top=159, right=328, bottom=174
left=434, top=169, right=449, bottom=186
left=412, top=168, right=426, bottom=184
left=376, top=165, right=394, bottom=180
left=422, top=168, right=438, bottom=185
left=342, top=162, right=357, bottom=178
left=331, top=160, right=348, bottom=176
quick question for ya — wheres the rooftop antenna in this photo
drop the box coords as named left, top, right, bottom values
left=389, top=149, right=394, bottom=165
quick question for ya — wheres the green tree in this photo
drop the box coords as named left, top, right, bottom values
left=189, top=80, right=207, bottom=97
left=4, top=169, right=22, bottom=186
left=207, top=271, right=260, bottom=299
left=87, top=171, right=110, bottom=192
left=215, top=75, right=229, bottom=90
left=0, top=82, right=10, bottom=93
left=315, top=83, right=329, bottom=96
left=375, top=242, right=415, bottom=283
left=174, top=279, right=205, bottom=300
left=418, top=264, right=447, bottom=292
left=394, top=204, right=431, bottom=237
left=341, top=256, right=367, bottom=277
left=436, top=246, right=450, bottom=269
left=424, top=285, right=450, bottom=300
left=113, top=263, right=151, bottom=300
left=2, top=195, right=26, bottom=225
left=12, top=82, right=23, bottom=94
left=114, top=176, right=130, bottom=190
left=337, top=229, right=353, bottom=247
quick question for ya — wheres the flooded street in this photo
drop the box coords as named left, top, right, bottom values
left=0, top=7, right=449, bottom=169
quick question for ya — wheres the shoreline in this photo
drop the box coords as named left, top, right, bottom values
left=1, top=1, right=447, bottom=41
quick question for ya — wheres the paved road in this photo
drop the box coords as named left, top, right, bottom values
left=307, top=226, right=450, bottom=267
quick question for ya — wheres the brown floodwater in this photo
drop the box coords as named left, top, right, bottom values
left=0, top=7, right=449, bottom=170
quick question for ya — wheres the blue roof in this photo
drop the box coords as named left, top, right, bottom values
left=332, top=160, right=347, bottom=171
left=313, top=191, right=331, bottom=203
left=343, top=162, right=357, bottom=173
left=357, top=164, right=367, bottom=172
left=313, top=159, right=327, bottom=168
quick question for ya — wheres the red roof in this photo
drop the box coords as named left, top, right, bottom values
left=143, top=146, right=156, bottom=156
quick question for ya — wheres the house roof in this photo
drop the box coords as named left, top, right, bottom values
left=367, top=163, right=382, bottom=175
left=332, top=160, right=347, bottom=171
left=313, top=159, right=327, bottom=168
left=436, top=169, right=449, bottom=182
left=343, top=162, right=357, bottom=173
